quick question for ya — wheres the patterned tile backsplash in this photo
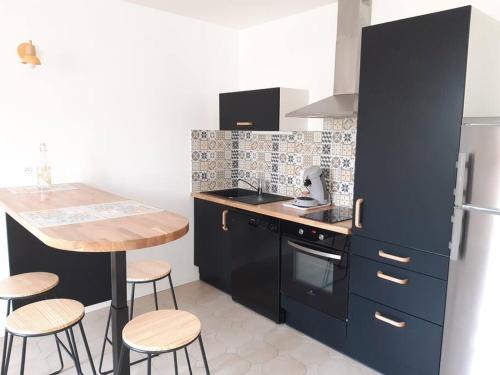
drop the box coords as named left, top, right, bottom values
left=191, top=117, right=357, bottom=207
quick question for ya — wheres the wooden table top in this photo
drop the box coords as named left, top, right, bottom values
left=192, top=192, right=352, bottom=235
left=0, top=183, right=189, bottom=252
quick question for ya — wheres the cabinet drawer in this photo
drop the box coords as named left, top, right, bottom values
left=351, top=236, right=449, bottom=280
left=219, top=88, right=280, bottom=131
left=348, top=294, right=443, bottom=375
left=350, top=255, right=447, bottom=325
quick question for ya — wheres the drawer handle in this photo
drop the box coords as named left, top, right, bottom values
left=377, top=270, right=408, bottom=285
left=354, top=198, right=364, bottom=228
left=236, top=121, right=253, bottom=126
left=375, top=311, right=406, bottom=328
left=378, top=250, right=411, bottom=263
left=222, top=209, right=229, bottom=231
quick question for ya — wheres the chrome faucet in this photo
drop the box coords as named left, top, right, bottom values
left=238, top=178, right=263, bottom=195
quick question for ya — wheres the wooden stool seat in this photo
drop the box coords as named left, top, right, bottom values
left=5, top=299, right=84, bottom=336
left=0, top=272, right=59, bottom=300
left=127, top=260, right=171, bottom=283
left=123, top=310, right=201, bottom=353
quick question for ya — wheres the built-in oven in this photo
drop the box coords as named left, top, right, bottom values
left=281, top=221, right=350, bottom=320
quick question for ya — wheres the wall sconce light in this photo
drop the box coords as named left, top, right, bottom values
left=17, top=40, right=41, bottom=67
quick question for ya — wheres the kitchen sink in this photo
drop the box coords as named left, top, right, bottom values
left=204, top=188, right=291, bottom=205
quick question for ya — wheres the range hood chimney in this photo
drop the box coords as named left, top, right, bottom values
left=286, top=0, right=371, bottom=119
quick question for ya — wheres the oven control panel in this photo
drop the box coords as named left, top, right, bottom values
left=281, top=220, right=350, bottom=251
left=281, top=220, right=348, bottom=249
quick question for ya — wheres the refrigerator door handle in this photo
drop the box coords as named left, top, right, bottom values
left=450, top=153, right=469, bottom=260
left=454, top=152, right=468, bottom=206
left=450, top=208, right=464, bottom=260
left=462, top=204, right=500, bottom=215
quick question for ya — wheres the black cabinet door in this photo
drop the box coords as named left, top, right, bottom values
left=353, top=7, right=471, bottom=255
left=348, top=294, right=443, bottom=375
left=219, top=88, right=280, bottom=131
left=194, top=199, right=232, bottom=293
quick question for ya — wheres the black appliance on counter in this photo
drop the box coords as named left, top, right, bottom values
left=230, top=210, right=282, bottom=322
left=280, top=220, right=350, bottom=350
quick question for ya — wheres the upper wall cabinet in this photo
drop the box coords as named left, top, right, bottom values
left=219, top=87, right=308, bottom=131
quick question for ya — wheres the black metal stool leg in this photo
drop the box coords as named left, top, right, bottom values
left=2, top=333, right=13, bottom=375
left=168, top=273, right=191, bottom=374
left=19, top=337, right=27, bottom=375
left=49, top=334, right=65, bottom=375
left=199, top=335, right=210, bottom=375
left=129, top=283, right=136, bottom=320
left=147, top=354, right=152, bottom=375
left=1, top=300, right=11, bottom=375
left=173, top=351, right=178, bottom=375
left=98, top=308, right=112, bottom=374
left=65, top=329, right=82, bottom=375
left=153, top=282, right=159, bottom=310
left=79, top=322, right=97, bottom=375
left=168, top=274, right=178, bottom=309
left=69, top=327, right=83, bottom=375
left=184, top=347, right=193, bottom=375
left=0, top=331, right=6, bottom=375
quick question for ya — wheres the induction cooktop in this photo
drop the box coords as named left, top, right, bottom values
left=301, top=206, right=352, bottom=224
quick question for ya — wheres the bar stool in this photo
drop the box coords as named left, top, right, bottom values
left=2, top=299, right=96, bottom=375
left=118, top=310, right=210, bottom=375
left=0, top=272, right=59, bottom=373
left=99, top=260, right=191, bottom=374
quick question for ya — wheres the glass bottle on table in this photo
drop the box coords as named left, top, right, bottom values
left=37, top=142, right=52, bottom=190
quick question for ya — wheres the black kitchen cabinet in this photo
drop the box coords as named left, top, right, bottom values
left=220, top=88, right=279, bottom=131
left=349, top=294, right=443, bottom=375
left=194, top=199, right=232, bottom=293
left=219, top=87, right=308, bottom=131
left=350, top=255, right=447, bottom=325
left=351, top=236, right=449, bottom=280
left=353, top=6, right=471, bottom=256
left=349, top=7, right=472, bottom=375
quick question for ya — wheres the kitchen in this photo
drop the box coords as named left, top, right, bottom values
left=1, top=0, right=500, bottom=374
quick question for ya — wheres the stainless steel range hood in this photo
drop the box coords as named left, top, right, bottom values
left=286, top=0, right=371, bottom=119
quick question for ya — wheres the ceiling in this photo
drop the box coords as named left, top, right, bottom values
left=125, top=0, right=336, bottom=29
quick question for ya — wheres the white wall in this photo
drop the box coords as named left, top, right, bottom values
left=372, top=0, right=500, bottom=24
left=0, top=0, right=238, bottom=330
left=239, top=4, right=337, bottom=130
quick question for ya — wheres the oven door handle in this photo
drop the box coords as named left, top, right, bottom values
left=287, top=241, right=342, bottom=261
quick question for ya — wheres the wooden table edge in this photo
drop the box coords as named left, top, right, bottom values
left=0, top=203, right=189, bottom=253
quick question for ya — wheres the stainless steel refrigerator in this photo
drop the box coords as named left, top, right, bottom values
left=441, top=117, right=500, bottom=374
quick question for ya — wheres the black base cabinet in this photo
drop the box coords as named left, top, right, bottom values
left=350, top=254, right=447, bottom=326
left=282, top=295, right=348, bottom=353
left=194, top=199, right=282, bottom=322
left=194, top=199, right=232, bottom=293
left=348, top=294, right=443, bottom=375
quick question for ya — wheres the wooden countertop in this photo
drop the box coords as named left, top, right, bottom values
left=192, top=192, right=352, bottom=235
left=0, top=183, right=189, bottom=252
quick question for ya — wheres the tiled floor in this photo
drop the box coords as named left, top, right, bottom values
left=0, top=281, right=378, bottom=374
